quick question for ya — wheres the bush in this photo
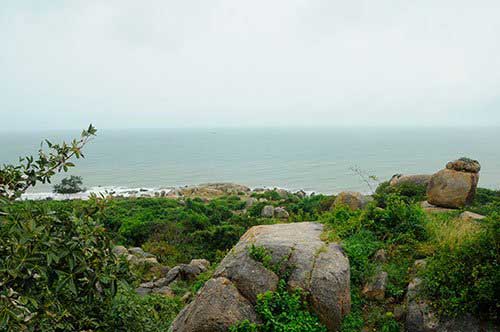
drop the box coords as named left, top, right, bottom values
left=105, top=284, right=183, bottom=331
left=230, top=280, right=327, bottom=332
left=374, top=181, right=427, bottom=207
left=53, top=175, right=85, bottom=194
left=0, top=199, right=131, bottom=331
left=341, top=230, right=381, bottom=285
left=361, top=193, right=427, bottom=244
left=422, top=214, right=499, bottom=320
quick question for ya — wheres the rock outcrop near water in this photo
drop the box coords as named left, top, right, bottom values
left=170, top=222, right=351, bottom=332
left=427, top=158, right=480, bottom=208
left=333, top=191, right=372, bottom=210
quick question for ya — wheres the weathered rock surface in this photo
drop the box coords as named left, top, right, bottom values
left=459, top=211, right=486, bottom=221
left=333, top=191, right=372, bottom=210
left=420, top=201, right=457, bottom=213
left=170, top=277, right=259, bottom=332
left=427, top=168, right=479, bottom=208
left=406, top=277, right=439, bottom=332
left=273, top=207, right=289, bottom=219
left=171, top=222, right=351, bottom=331
left=362, top=270, right=388, bottom=301
left=390, top=174, right=432, bottom=187
left=112, top=245, right=129, bottom=256
left=261, top=205, right=275, bottom=218
left=446, top=158, right=481, bottom=173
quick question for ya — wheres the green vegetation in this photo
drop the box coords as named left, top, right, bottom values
left=230, top=280, right=327, bottom=332
left=1, top=126, right=498, bottom=331
left=53, top=175, right=85, bottom=194
left=422, top=214, right=499, bottom=320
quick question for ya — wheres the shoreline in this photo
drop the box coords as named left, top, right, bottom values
left=19, top=183, right=325, bottom=201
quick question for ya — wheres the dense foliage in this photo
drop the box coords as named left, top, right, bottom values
left=0, top=200, right=131, bottom=331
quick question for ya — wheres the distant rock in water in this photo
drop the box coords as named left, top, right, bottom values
left=389, top=174, right=431, bottom=187
left=170, top=222, right=351, bottom=332
left=333, top=191, right=372, bottom=210
left=427, top=159, right=480, bottom=209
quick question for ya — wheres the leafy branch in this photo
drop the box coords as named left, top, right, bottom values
left=0, top=124, right=97, bottom=200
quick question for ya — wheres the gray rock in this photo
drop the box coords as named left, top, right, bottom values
left=112, top=245, right=129, bottom=256
left=273, top=207, right=289, bottom=219
left=362, top=270, right=388, bottom=301
left=406, top=277, right=439, bottom=332
left=333, top=191, right=371, bottom=210
left=128, top=247, right=147, bottom=257
left=139, top=281, right=155, bottom=289
left=245, top=197, right=258, bottom=209
left=189, top=259, right=210, bottom=272
left=154, top=286, right=175, bottom=297
left=459, top=211, right=486, bottom=221
left=261, top=205, right=275, bottom=218
left=179, top=264, right=202, bottom=281
left=165, top=266, right=181, bottom=284
left=153, top=277, right=170, bottom=288
left=136, top=287, right=152, bottom=296
left=170, top=277, right=259, bottom=332
left=420, top=201, right=457, bottom=213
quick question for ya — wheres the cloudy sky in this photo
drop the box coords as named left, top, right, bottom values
left=1, top=0, right=500, bottom=130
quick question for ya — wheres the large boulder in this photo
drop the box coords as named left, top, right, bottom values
left=333, top=191, right=372, bottom=210
left=427, top=169, right=479, bottom=208
left=170, top=222, right=351, bottom=332
left=389, top=174, right=431, bottom=187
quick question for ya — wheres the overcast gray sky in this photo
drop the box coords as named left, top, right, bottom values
left=1, top=0, right=500, bottom=130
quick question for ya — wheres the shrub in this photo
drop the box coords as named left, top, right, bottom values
left=361, top=193, right=427, bottom=244
left=0, top=196, right=131, bottom=331
left=105, top=284, right=183, bottom=331
left=230, top=280, right=327, bottom=332
left=341, top=230, right=381, bottom=285
left=422, top=214, right=499, bottom=320
left=374, top=181, right=427, bottom=207
left=53, top=175, right=85, bottom=194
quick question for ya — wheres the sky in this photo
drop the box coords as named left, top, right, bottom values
left=1, top=0, right=500, bottom=131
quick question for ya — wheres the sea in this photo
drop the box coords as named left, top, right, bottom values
left=1, top=127, right=499, bottom=198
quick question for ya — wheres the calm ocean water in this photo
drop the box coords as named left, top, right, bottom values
left=1, top=127, right=499, bottom=194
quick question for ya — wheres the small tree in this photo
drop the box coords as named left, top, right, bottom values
left=53, top=175, right=85, bottom=194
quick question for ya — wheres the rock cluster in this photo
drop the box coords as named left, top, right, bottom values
left=260, top=205, right=290, bottom=219
left=112, top=245, right=159, bottom=266
left=136, top=259, right=210, bottom=297
left=333, top=191, right=373, bottom=210
left=167, top=183, right=251, bottom=199
left=112, top=245, right=210, bottom=297
left=427, top=158, right=480, bottom=209
left=170, top=222, right=351, bottom=332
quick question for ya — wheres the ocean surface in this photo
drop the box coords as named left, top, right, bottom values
left=1, top=127, right=499, bottom=196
